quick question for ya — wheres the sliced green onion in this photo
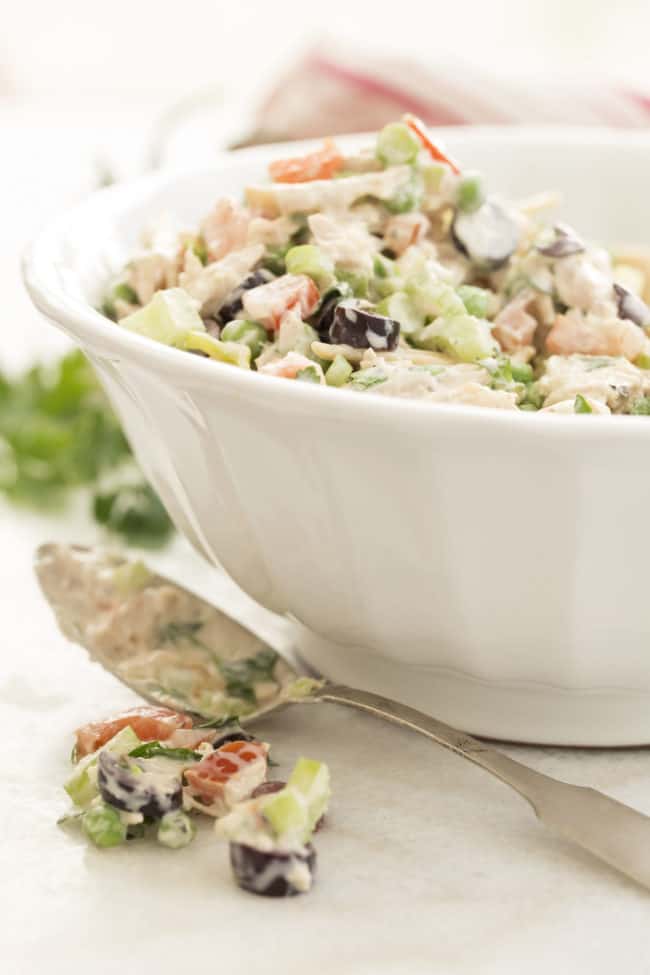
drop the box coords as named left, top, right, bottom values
left=219, top=320, right=268, bottom=359
left=376, top=122, right=421, bottom=166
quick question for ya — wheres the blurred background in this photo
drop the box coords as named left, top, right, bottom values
left=2, top=0, right=650, bottom=545
left=4, top=0, right=650, bottom=369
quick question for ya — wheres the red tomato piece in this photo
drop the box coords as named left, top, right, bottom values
left=269, top=139, right=344, bottom=184
left=75, top=706, right=193, bottom=758
left=242, top=274, right=320, bottom=330
left=403, top=114, right=460, bottom=174
left=184, top=739, right=268, bottom=806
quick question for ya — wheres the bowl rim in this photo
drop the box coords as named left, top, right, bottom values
left=22, top=123, right=650, bottom=439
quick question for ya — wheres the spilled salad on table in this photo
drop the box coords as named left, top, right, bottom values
left=103, top=114, right=650, bottom=415
left=37, top=545, right=329, bottom=897
left=62, top=706, right=329, bottom=897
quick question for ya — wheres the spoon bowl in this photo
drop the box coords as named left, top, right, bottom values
left=34, top=542, right=650, bottom=892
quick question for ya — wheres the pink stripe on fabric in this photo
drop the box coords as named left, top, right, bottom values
left=307, top=55, right=468, bottom=126
left=620, top=88, right=650, bottom=118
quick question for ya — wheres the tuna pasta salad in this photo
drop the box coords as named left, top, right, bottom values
left=103, top=115, right=650, bottom=416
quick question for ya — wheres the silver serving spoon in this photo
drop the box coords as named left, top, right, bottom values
left=36, top=542, right=650, bottom=891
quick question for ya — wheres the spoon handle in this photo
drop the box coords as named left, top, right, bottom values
left=317, top=682, right=650, bottom=891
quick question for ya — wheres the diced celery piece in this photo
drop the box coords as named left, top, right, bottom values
left=421, top=162, right=446, bottom=194
left=82, top=802, right=127, bottom=848
left=184, top=331, right=251, bottom=368
left=574, top=394, right=593, bottom=414
left=326, top=355, right=353, bottom=387
left=119, top=288, right=204, bottom=347
left=456, top=172, right=485, bottom=213
left=375, top=292, right=424, bottom=335
left=407, top=278, right=465, bottom=319
left=65, top=725, right=141, bottom=807
left=220, top=319, right=268, bottom=359
left=112, top=559, right=151, bottom=595
left=285, top=244, right=335, bottom=290
left=457, top=284, right=490, bottom=319
left=157, top=810, right=196, bottom=849
left=277, top=316, right=318, bottom=357
left=415, top=315, right=497, bottom=362
left=288, top=757, right=331, bottom=834
left=262, top=788, right=310, bottom=843
left=376, top=122, right=421, bottom=166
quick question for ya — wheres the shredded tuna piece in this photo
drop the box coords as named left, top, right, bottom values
left=201, top=198, right=250, bottom=262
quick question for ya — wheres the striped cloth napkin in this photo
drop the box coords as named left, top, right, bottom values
left=241, top=47, right=650, bottom=145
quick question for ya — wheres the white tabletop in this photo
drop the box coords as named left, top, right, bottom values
left=2, top=99, right=650, bottom=975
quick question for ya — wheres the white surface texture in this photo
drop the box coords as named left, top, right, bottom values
left=3, top=508, right=650, bottom=974
left=4, top=102, right=650, bottom=973
left=23, top=129, right=650, bottom=743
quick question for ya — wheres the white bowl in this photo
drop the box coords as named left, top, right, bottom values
left=23, top=128, right=650, bottom=745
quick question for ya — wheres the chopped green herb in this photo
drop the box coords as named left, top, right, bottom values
left=0, top=350, right=129, bottom=507
left=129, top=741, right=201, bottom=762
left=93, top=482, right=173, bottom=547
left=158, top=620, right=205, bottom=647
left=219, top=648, right=279, bottom=705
